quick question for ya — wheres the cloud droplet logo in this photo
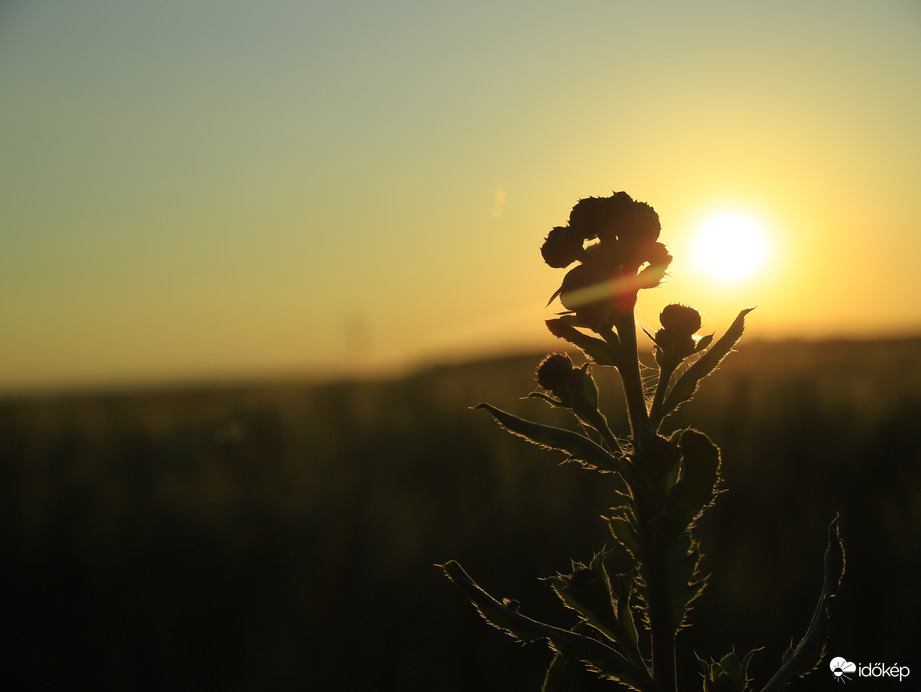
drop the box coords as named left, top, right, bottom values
left=830, top=657, right=856, bottom=683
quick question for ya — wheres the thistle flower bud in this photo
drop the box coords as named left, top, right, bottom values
left=536, top=353, right=575, bottom=392
left=536, top=354, right=599, bottom=410
left=540, top=226, right=585, bottom=268
left=655, top=304, right=702, bottom=365
left=659, top=304, right=702, bottom=335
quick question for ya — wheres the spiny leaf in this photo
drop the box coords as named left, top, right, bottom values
left=543, top=621, right=631, bottom=692
left=607, top=512, right=641, bottom=559
left=699, top=648, right=762, bottom=692
left=527, top=391, right=566, bottom=408
left=759, top=516, right=845, bottom=692
left=546, top=554, right=621, bottom=647
left=546, top=317, right=623, bottom=366
left=654, top=307, right=755, bottom=429
left=662, top=532, right=706, bottom=634
left=543, top=646, right=583, bottom=692
left=695, top=333, right=714, bottom=353
left=475, top=402, right=621, bottom=473
left=661, top=429, right=721, bottom=537
left=612, top=571, right=641, bottom=653
left=440, top=561, right=654, bottom=691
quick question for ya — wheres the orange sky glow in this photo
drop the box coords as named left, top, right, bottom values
left=2, top=1, right=920, bottom=392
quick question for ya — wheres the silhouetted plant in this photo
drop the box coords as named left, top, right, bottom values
left=440, top=191, right=844, bottom=691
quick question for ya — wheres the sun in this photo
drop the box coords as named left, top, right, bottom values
left=690, top=210, right=771, bottom=283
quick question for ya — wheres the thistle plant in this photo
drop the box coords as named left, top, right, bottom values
left=440, top=191, right=844, bottom=691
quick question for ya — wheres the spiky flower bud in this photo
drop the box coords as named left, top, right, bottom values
left=536, top=354, right=599, bottom=411
left=659, top=304, right=702, bottom=335
left=536, top=353, right=575, bottom=392
left=540, top=226, right=585, bottom=268
left=655, top=304, right=702, bottom=366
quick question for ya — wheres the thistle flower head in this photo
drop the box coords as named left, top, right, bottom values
left=543, top=191, right=672, bottom=329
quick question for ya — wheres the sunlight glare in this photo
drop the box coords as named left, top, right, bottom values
left=690, top=211, right=771, bottom=283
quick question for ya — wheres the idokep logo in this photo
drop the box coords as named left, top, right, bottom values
left=829, top=656, right=910, bottom=683
left=830, top=658, right=856, bottom=683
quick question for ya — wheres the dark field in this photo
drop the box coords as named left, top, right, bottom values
left=2, top=338, right=920, bottom=690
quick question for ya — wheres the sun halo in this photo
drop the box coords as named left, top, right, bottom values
left=689, top=210, right=771, bottom=283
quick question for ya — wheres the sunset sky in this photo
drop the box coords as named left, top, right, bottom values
left=2, top=1, right=920, bottom=392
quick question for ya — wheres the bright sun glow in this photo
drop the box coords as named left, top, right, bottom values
left=690, top=211, right=771, bottom=283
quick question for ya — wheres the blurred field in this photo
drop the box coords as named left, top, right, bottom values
left=1, top=338, right=920, bottom=690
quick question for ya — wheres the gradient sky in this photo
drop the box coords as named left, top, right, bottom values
left=2, top=0, right=920, bottom=392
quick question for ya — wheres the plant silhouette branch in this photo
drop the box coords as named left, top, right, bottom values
left=444, top=191, right=843, bottom=691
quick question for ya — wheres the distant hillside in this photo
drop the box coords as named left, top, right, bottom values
left=1, top=337, right=919, bottom=690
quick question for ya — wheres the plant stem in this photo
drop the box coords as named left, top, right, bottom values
left=649, top=362, right=676, bottom=431
left=647, top=549, right=678, bottom=692
left=611, top=312, right=652, bottom=444
left=583, top=408, right=623, bottom=455
left=613, top=310, right=678, bottom=692
left=631, top=491, right=678, bottom=692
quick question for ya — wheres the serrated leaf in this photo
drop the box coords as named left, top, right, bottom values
left=440, top=560, right=655, bottom=691
left=759, top=516, right=845, bottom=692
left=475, top=402, right=621, bottom=473
left=546, top=317, right=623, bottom=366
left=662, top=532, right=706, bottom=634
left=527, top=391, right=566, bottom=407
left=543, top=649, right=582, bottom=692
left=543, top=621, right=621, bottom=692
left=662, top=430, right=721, bottom=537
left=700, top=648, right=762, bottom=692
left=653, top=307, right=755, bottom=429
left=718, top=650, right=742, bottom=680
left=607, top=513, right=641, bottom=559
left=613, top=572, right=641, bottom=652
left=695, top=333, right=714, bottom=352
left=546, top=556, right=620, bottom=647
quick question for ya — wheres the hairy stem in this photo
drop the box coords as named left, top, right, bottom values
left=649, top=362, right=676, bottom=431
left=647, top=552, right=678, bottom=692
left=611, top=312, right=652, bottom=443
left=582, top=407, right=623, bottom=455
left=631, top=490, right=678, bottom=692
left=613, top=310, right=678, bottom=692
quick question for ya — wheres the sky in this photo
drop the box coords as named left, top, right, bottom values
left=2, top=0, right=920, bottom=392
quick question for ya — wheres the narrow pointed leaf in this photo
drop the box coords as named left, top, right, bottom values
left=607, top=513, right=641, bottom=559
left=475, top=402, right=620, bottom=473
left=546, top=317, right=623, bottom=366
left=542, top=650, right=582, bottom=692
left=543, top=621, right=611, bottom=692
left=694, top=333, right=714, bottom=353
left=759, top=516, right=845, bottom=692
left=613, top=572, right=641, bottom=654
left=662, top=532, right=706, bottom=634
left=527, top=391, right=565, bottom=408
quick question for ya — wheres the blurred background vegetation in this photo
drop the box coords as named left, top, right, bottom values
left=2, top=338, right=919, bottom=690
